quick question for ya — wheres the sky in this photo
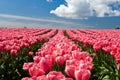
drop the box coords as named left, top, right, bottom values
left=0, top=0, right=120, bottom=29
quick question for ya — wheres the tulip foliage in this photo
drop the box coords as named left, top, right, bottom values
left=0, top=28, right=120, bottom=80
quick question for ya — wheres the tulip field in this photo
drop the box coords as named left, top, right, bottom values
left=0, top=28, right=120, bottom=80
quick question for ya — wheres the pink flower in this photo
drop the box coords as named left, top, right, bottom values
left=116, top=56, right=120, bottom=63
left=39, top=57, right=51, bottom=72
left=33, top=56, right=41, bottom=63
left=63, top=54, right=72, bottom=60
left=21, top=77, right=30, bottom=80
left=61, top=78, right=73, bottom=80
left=102, top=46, right=111, bottom=53
left=29, top=51, right=34, bottom=56
left=65, top=65, right=75, bottom=78
left=14, top=45, right=20, bottom=51
left=4, top=45, right=11, bottom=51
left=93, top=43, right=102, bottom=51
left=24, top=43, right=30, bottom=49
left=29, top=66, right=45, bottom=77
left=85, top=56, right=93, bottom=63
left=66, top=59, right=76, bottom=66
left=55, top=56, right=65, bottom=65
left=72, top=51, right=90, bottom=60
left=45, top=55, right=54, bottom=69
left=23, top=63, right=29, bottom=71
left=72, top=45, right=79, bottom=50
left=0, top=43, right=4, bottom=51
left=46, top=71, right=65, bottom=80
left=10, top=49, right=17, bottom=56
left=75, top=69, right=91, bottom=80
left=36, top=75, right=46, bottom=80
left=23, top=62, right=33, bottom=71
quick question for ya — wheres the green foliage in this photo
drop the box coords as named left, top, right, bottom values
left=91, top=50, right=120, bottom=80
left=52, top=62, right=69, bottom=78
left=52, top=62, right=65, bottom=74
left=75, top=41, right=120, bottom=80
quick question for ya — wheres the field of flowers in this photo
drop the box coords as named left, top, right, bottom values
left=0, top=28, right=120, bottom=80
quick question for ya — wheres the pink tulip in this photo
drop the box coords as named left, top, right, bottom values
left=46, top=71, right=65, bottom=80
left=75, top=69, right=91, bottom=80
left=29, top=66, right=45, bottom=77
left=72, top=51, right=90, bottom=60
left=36, top=75, right=46, bottom=80
left=10, top=49, right=17, bottom=56
left=23, top=63, right=29, bottom=71
left=93, top=44, right=102, bottom=51
left=45, top=55, right=54, bottom=69
left=33, top=56, right=41, bottom=63
left=65, top=65, right=75, bottom=78
left=23, top=62, right=33, bottom=71
left=4, top=45, right=11, bottom=51
left=39, top=57, right=51, bottom=73
left=21, top=77, right=30, bottom=80
left=29, top=51, right=34, bottom=56
left=55, top=56, right=65, bottom=65
left=102, top=46, right=111, bottom=53
left=61, top=78, right=73, bottom=80
left=63, top=54, right=72, bottom=61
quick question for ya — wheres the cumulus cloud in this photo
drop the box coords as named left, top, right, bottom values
left=50, top=0, right=120, bottom=19
left=89, top=0, right=120, bottom=17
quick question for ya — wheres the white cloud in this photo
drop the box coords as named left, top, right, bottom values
left=0, top=13, right=93, bottom=28
left=0, top=20, right=93, bottom=29
left=50, top=0, right=92, bottom=19
left=0, top=21, right=41, bottom=28
left=50, top=0, right=120, bottom=19
left=89, top=0, right=120, bottom=17
left=0, top=13, right=74, bottom=25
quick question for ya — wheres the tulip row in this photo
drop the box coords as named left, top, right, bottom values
left=0, top=28, right=44, bottom=41
left=22, top=30, right=93, bottom=80
left=66, top=29, right=120, bottom=79
left=0, top=28, right=57, bottom=55
left=66, top=29, right=120, bottom=64
left=0, top=28, right=57, bottom=80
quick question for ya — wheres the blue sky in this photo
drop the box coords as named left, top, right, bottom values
left=0, top=0, right=120, bottom=29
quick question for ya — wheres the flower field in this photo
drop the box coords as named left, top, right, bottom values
left=0, top=28, right=120, bottom=80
